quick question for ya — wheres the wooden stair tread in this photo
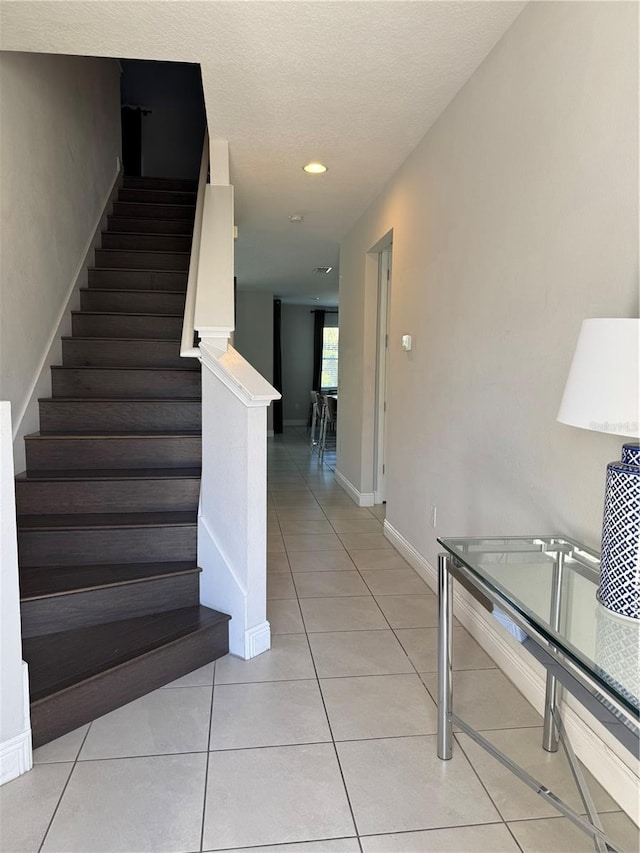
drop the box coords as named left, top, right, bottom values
left=104, top=233, right=192, bottom=240
left=20, top=561, right=201, bottom=600
left=80, top=287, right=187, bottom=294
left=39, top=396, right=201, bottom=402
left=26, top=430, right=201, bottom=439
left=51, top=365, right=196, bottom=372
left=16, top=467, right=201, bottom=481
left=88, top=266, right=190, bottom=274
left=18, top=510, right=197, bottom=531
left=71, top=310, right=183, bottom=318
left=24, top=606, right=230, bottom=702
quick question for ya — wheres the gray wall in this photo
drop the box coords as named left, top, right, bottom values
left=281, top=304, right=314, bottom=425
left=234, top=291, right=274, bottom=431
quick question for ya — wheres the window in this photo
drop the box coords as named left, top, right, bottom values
left=321, top=327, right=339, bottom=391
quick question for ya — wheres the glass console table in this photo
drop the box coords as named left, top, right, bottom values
left=437, top=536, right=639, bottom=853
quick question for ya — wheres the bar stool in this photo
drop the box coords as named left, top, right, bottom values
left=319, top=395, right=337, bottom=460
left=309, top=391, right=323, bottom=451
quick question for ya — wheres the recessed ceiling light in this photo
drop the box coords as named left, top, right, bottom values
left=303, top=162, right=327, bottom=174
left=313, top=266, right=333, bottom=274
left=289, top=214, right=304, bottom=223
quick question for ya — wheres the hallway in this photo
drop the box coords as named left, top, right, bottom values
left=0, top=429, right=635, bottom=853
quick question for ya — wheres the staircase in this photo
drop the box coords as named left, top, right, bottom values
left=16, top=176, right=230, bottom=749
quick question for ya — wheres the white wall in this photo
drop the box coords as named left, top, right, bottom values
left=338, top=0, right=638, bottom=802
left=281, top=304, right=314, bottom=425
left=234, top=290, right=274, bottom=432
left=339, top=0, right=638, bottom=555
left=0, top=52, right=122, bottom=470
left=0, top=403, right=30, bottom=784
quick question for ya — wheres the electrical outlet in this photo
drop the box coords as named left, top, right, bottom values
left=431, top=505, right=437, bottom=528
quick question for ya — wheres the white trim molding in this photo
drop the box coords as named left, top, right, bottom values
left=335, top=469, right=375, bottom=507
left=245, top=621, right=271, bottom=658
left=383, top=519, right=640, bottom=822
left=0, top=663, right=32, bottom=787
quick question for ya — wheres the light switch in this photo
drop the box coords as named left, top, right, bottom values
left=401, top=334, right=412, bottom=351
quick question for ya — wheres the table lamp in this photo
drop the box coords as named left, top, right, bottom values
left=558, top=318, right=640, bottom=620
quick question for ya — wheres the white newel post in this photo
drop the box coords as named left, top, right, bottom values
left=0, top=402, right=32, bottom=784
left=197, top=343, right=279, bottom=658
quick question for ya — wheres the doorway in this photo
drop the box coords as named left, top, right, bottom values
left=374, top=244, right=392, bottom=504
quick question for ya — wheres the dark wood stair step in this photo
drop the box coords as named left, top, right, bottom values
left=72, top=311, right=183, bottom=340
left=18, top=511, right=197, bottom=567
left=25, top=606, right=230, bottom=747
left=123, top=176, right=197, bottom=192
left=20, top=562, right=201, bottom=637
left=80, top=288, right=187, bottom=315
left=118, top=188, right=197, bottom=206
left=15, top=468, right=201, bottom=515
left=38, top=397, right=201, bottom=432
left=107, top=215, right=193, bottom=236
left=113, top=200, right=196, bottom=220
left=25, top=431, right=201, bottom=470
left=101, top=232, right=192, bottom=252
left=51, top=365, right=200, bottom=398
left=95, top=248, right=190, bottom=272
left=62, top=337, right=198, bottom=369
left=88, top=267, right=188, bottom=290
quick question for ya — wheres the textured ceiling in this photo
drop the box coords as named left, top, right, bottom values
left=1, top=1, right=526, bottom=304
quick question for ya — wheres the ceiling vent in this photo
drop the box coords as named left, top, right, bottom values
left=313, top=266, right=333, bottom=274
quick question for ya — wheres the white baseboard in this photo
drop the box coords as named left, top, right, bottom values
left=11, top=157, right=122, bottom=469
left=244, top=621, right=271, bottom=659
left=383, top=519, right=640, bottom=823
left=335, top=469, right=375, bottom=507
left=1, top=663, right=32, bottom=786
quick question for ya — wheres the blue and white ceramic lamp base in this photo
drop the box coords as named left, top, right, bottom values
left=598, top=442, right=640, bottom=621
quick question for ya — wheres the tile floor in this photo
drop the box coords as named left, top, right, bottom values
left=2, top=428, right=637, bottom=853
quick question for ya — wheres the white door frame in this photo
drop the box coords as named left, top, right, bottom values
left=374, top=244, right=392, bottom=504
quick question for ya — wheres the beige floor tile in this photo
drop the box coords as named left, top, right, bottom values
left=0, top=762, right=73, bottom=852
left=321, top=674, right=437, bottom=740
left=272, top=494, right=321, bottom=508
left=507, top=812, right=639, bottom=853
left=396, top=626, right=496, bottom=672
left=288, top=551, right=356, bottom=572
left=79, top=686, right=211, bottom=759
left=370, top=505, right=386, bottom=521
left=294, top=571, right=371, bottom=598
left=268, top=474, right=308, bottom=485
left=340, top=533, right=394, bottom=550
left=457, top=726, right=618, bottom=821
left=374, top=594, right=440, bottom=628
left=210, top=680, right=330, bottom=749
left=33, top=724, right=90, bottom=764
left=267, top=509, right=279, bottom=522
left=269, top=483, right=313, bottom=493
left=275, top=507, right=327, bottom=520
left=361, top=823, right=521, bottom=852
left=284, top=533, right=345, bottom=551
left=217, top=841, right=360, bottom=853
left=337, top=736, right=500, bottom=835
left=322, top=506, right=376, bottom=520
left=267, top=572, right=297, bottom=599
left=301, top=596, right=388, bottom=632
left=279, top=519, right=335, bottom=535
left=268, top=598, right=305, bottom=633
left=268, top=521, right=282, bottom=535
left=161, top=662, right=215, bottom=688
left=421, top=669, right=542, bottom=731
left=349, top=550, right=409, bottom=570
left=215, top=635, right=315, bottom=684
left=316, top=495, right=359, bottom=507
left=309, top=630, right=414, bottom=678
left=267, top=552, right=291, bottom=573
left=330, top=518, right=383, bottom=535
left=361, top=569, right=430, bottom=596
left=267, top=532, right=286, bottom=553
left=203, top=744, right=355, bottom=849
left=42, top=754, right=207, bottom=853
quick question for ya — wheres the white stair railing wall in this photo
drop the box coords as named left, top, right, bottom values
left=181, top=131, right=279, bottom=659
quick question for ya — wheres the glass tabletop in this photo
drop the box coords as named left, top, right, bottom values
left=438, top=536, right=639, bottom=722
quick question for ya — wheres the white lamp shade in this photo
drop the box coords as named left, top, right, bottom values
left=557, top=318, right=640, bottom=437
